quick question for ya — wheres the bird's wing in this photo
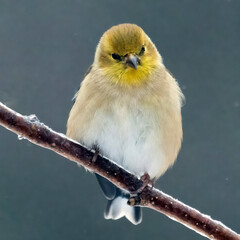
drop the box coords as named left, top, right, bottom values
left=72, top=65, right=93, bottom=102
left=70, top=65, right=117, bottom=200
left=95, top=174, right=117, bottom=200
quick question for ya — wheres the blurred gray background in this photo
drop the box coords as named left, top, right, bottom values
left=0, top=0, right=240, bottom=239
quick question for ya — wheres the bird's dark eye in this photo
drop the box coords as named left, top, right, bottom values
left=139, top=46, right=145, bottom=56
left=112, top=53, right=121, bottom=61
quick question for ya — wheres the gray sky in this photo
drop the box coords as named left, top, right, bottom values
left=0, top=1, right=240, bottom=239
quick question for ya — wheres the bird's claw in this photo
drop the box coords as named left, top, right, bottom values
left=131, top=173, right=154, bottom=195
left=140, top=172, right=154, bottom=190
left=91, top=149, right=99, bottom=163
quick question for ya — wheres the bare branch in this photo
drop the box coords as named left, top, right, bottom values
left=0, top=102, right=239, bottom=240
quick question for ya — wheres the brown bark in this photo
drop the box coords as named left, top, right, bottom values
left=0, top=102, right=239, bottom=240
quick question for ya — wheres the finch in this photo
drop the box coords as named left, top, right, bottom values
left=66, top=23, right=184, bottom=225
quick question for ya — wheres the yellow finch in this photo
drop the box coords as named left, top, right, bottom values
left=67, top=23, right=184, bottom=225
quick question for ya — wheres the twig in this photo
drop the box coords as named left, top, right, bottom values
left=0, top=102, right=239, bottom=240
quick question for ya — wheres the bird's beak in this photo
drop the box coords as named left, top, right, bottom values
left=125, top=54, right=139, bottom=70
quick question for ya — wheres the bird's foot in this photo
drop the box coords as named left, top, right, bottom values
left=91, top=148, right=99, bottom=163
left=128, top=173, right=154, bottom=205
left=132, top=173, right=154, bottom=195
left=140, top=173, right=154, bottom=190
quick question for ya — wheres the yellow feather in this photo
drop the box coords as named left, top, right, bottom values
left=94, top=23, right=161, bottom=86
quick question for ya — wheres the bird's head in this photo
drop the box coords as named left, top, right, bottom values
left=94, top=24, right=162, bottom=86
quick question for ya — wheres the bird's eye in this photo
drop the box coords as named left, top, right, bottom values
left=139, top=46, right=145, bottom=56
left=112, top=53, right=121, bottom=61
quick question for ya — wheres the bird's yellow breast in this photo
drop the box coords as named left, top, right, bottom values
left=102, top=56, right=158, bottom=86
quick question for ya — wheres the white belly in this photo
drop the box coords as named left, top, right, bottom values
left=79, top=101, right=167, bottom=179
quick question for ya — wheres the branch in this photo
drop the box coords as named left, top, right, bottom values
left=0, top=102, right=239, bottom=240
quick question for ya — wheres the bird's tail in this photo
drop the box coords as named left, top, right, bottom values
left=96, top=174, right=142, bottom=225
left=104, top=188, right=142, bottom=225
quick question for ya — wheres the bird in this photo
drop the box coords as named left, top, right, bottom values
left=66, top=23, right=184, bottom=225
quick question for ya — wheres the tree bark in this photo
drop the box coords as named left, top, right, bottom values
left=0, top=102, right=239, bottom=240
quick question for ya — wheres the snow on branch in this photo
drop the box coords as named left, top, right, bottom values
left=0, top=102, right=239, bottom=240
